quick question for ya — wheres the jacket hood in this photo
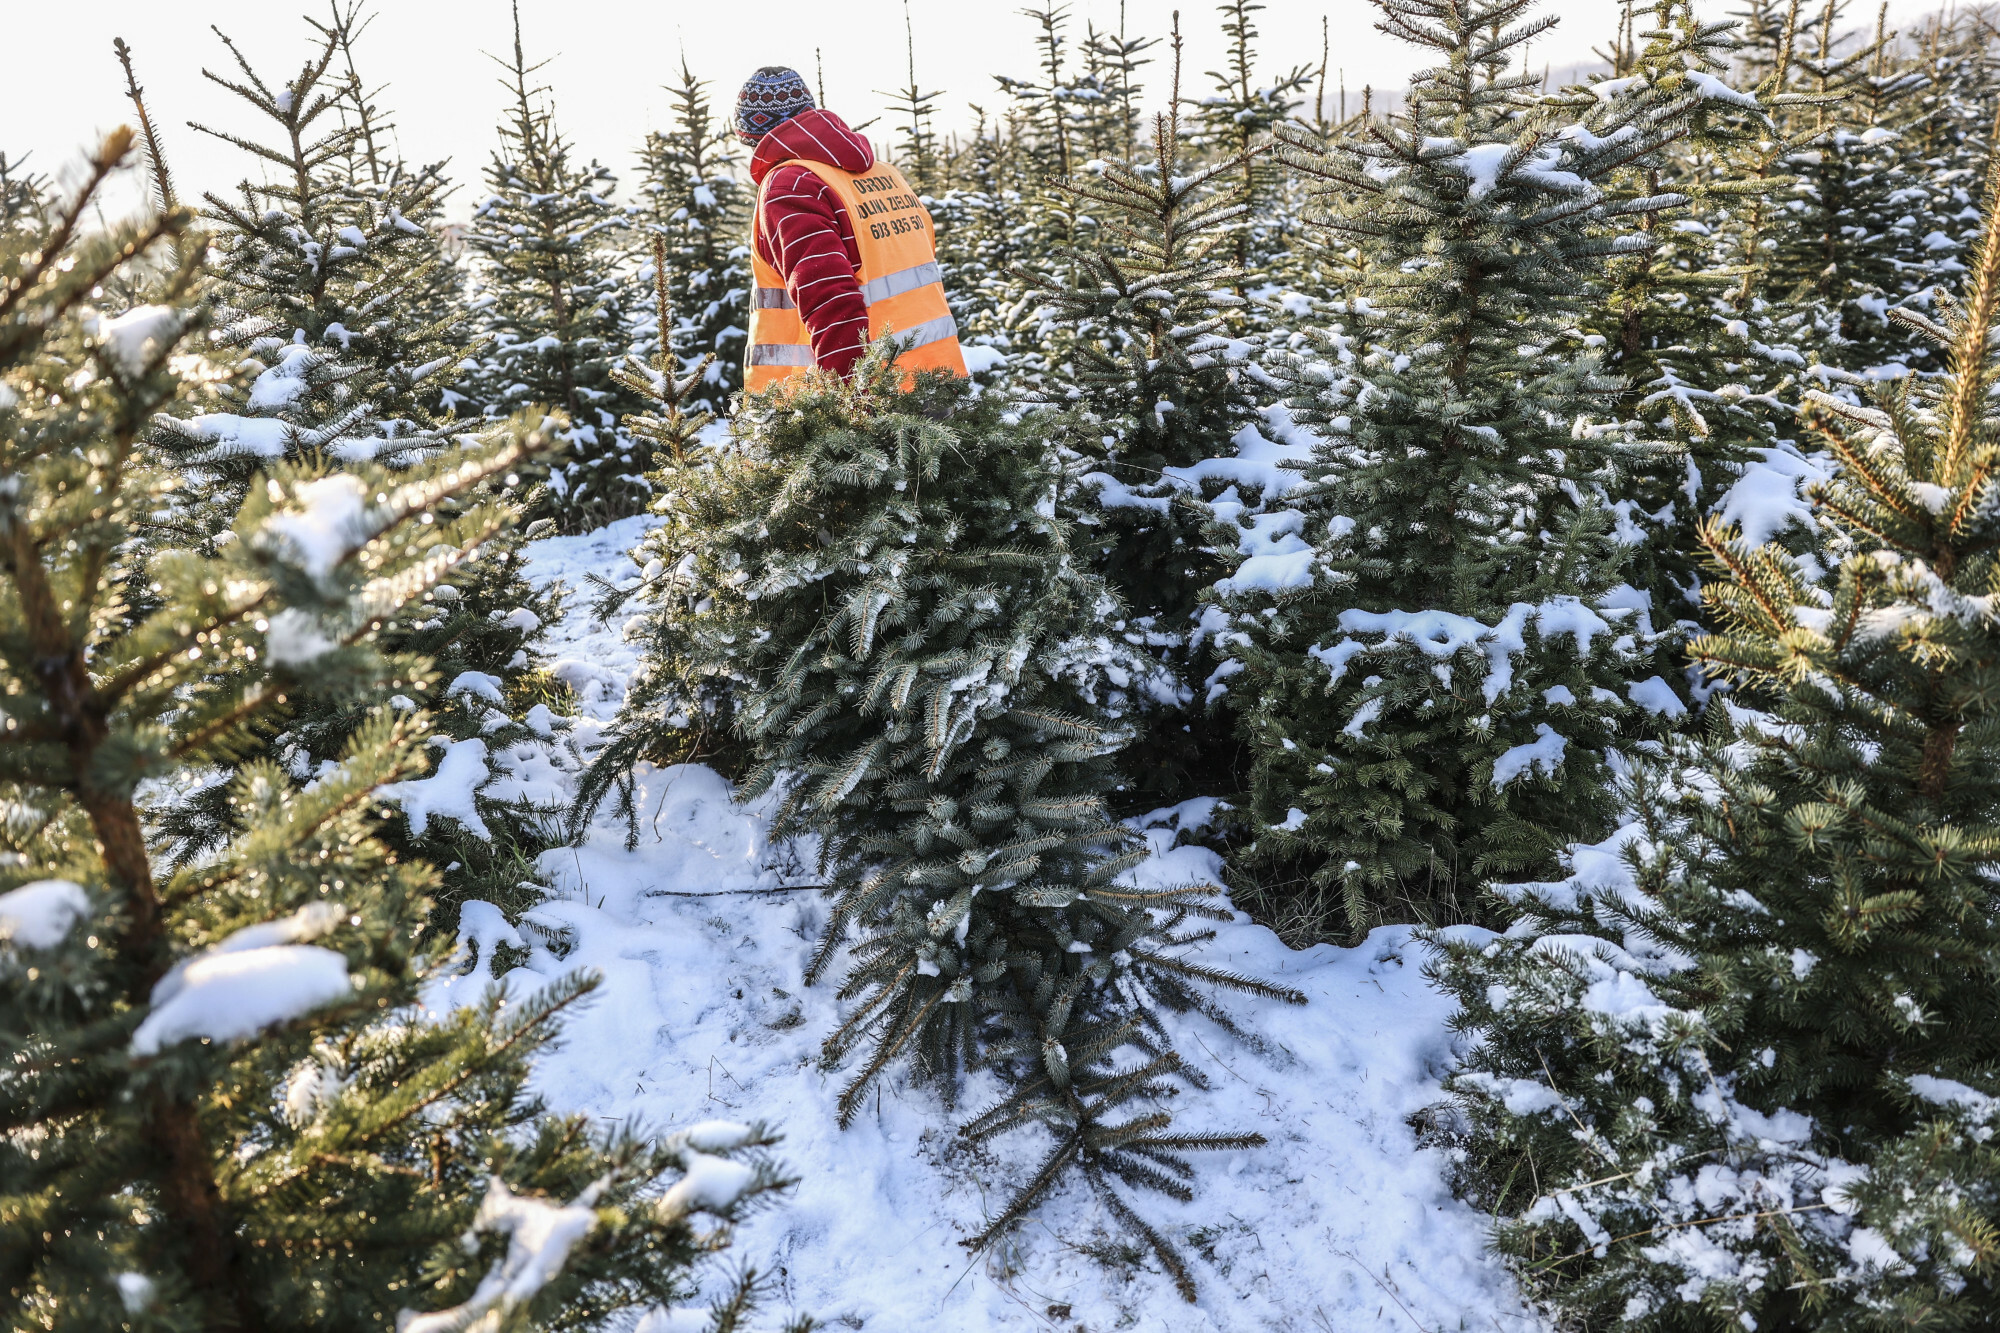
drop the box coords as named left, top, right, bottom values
left=749, top=109, right=875, bottom=184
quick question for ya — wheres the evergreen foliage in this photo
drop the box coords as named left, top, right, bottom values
left=613, top=237, right=717, bottom=471
left=598, top=351, right=1303, bottom=1298
left=135, top=12, right=561, bottom=934
left=1764, top=2, right=1937, bottom=378
left=113, top=37, right=181, bottom=222
left=1570, top=0, right=1799, bottom=638
left=0, top=152, right=44, bottom=230
left=19, top=0, right=2000, bottom=1319
left=313, top=2, right=481, bottom=422
left=149, top=20, right=470, bottom=521
left=1190, top=0, right=1315, bottom=283
left=635, top=60, right=750, bottom=415
left=0, top=139, right=795, bottom=1331
left=926, top=117, right=1040, bottom=383
left=879, top=6, right=947, bottom=193
left=1213, top=0, right=1696, bottom=937
left=1076, top=15, right=1156, bottom=163
left=565, top=241, right=720, bottom=784
left=1430, top=149, right=2000, bottom=1333
left=1016, top=38, right=1258, bottom=810
left=995, top=2, right=1086, bottom=180
left=464, top=3, right=644, bottom=530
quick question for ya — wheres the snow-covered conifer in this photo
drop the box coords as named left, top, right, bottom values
left=1430, top=157, right=2000, bottom=1331
left=1215, top=0, right=1693, bottom=935
left=1191, top=0, right=1316, bottom=286
left=614, top=236, right=717, bottom=470
left=0, top=141, right=790, bottom=1328
left=1761, top=1, right=1936, bottom=378
left=313, top=2, right=479, bottom=420
left=464, top=2, right=644, bottom=530
left=1570, top=0, right=1799, bottom=640
left=148, top=21, right=471, bottom=531
left=141, top=13, right=561, bottom=931
left=989, top=2, right=1104, bottom=302
left=635, top=59, right=750, bottom=415
left=996, top=2, right=1088, bottom=181
left=1017, top=35, right=1260, bottom=809
left=1077, top=15, right=1156, bottom=162
left=928, top=111, right=1043, bottom=385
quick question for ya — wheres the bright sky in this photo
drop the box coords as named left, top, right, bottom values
left=6, top=0, right=1947, bottom=221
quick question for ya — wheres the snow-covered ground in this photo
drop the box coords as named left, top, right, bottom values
left=432, top=514, right=1544, bottom=1331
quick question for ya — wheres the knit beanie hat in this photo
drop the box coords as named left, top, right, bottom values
left=735, top=67, right=815, bottom=145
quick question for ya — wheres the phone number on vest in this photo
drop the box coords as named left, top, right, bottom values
left=868, top=212, right=927, bottom=240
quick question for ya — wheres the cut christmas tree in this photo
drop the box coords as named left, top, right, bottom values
left=595, top=351, right=1303, bottom=1298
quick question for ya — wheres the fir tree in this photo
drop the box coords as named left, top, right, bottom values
left=464, top=2, right=644, bottom=531
left=149, top=20, right=472, bottom=516
left=1429, top=152, right=2000, bottom=1332
left=879, top=2, right=947, bottom=193
left=1763, top=0, right=1936, bottom=378
left=1192, top=0, right=1315, bottom=287
left=141, top=13, right=561, bottom=934
left=0, top=136, right=796, bottom=1330
left=997, top=2, right=1084, bottom=181
left=927, top=109, right=1041, bottom=384
left=1901, top=7, right=2000, bottom=283
left=1075, top=12, right=1155, bottom=163
left=1016, top=30, right=1259, bottom=810
left=990, top=1, right=1102, bottom=306
left=0, top=151, right=45, bottom=231
left=1569, top=0, right=1799, bottom=642
left=634, top=59, right=750, bottom=416
left=1216, top=0, right=1696, bottom=936
left=314, top=1, right=480, bottom=423
left=614, top=237, right=717, bottom=471
left=595, top=352, right=1302, bottom=1298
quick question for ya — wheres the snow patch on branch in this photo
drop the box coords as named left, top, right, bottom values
left=262, top=474, right=374, bottom=581
left=94, top=305, right=179, bottom=375
left=379, top=736, right=493, bottom=838
left=0, top=879, right=90, bottom=950
left=398, top=1175, right=607, bottom=1333
left=132, top=903, right=352, bottom=1055
left=1492, top=723, right=1568, bottom=787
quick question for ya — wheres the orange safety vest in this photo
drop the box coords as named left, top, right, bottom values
left=745, top=158, right=967, bottom=392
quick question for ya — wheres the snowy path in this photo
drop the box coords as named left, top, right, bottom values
left=434, top=517, right=1543, bottom=1332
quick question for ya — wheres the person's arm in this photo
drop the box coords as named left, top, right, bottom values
left=757, top=164, right=868, bottom=378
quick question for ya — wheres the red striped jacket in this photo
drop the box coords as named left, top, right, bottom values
left=749, top=110, right=875, bottom=379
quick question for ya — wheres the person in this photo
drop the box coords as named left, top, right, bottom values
left=735, top=66, right=967, bottom=391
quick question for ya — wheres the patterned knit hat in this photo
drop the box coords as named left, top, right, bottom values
left=735, top=66, right=815, bottom=145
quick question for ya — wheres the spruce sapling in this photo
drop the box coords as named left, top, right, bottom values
left=150, top=20, right=471, bottom=519
left=464, top=1, right=645, bottom=531
left=1192, top=0, right=1315, bottom=290
left=0, top=138, right=796, bottom=1330
left=1430, top=142, right=2000, bottom=1333
left=1018, top=20, right=1260, bottom=811
left=1570, top=0, right=1800, bottom=640
left=1213, top=0, right=1689, bottom=937
left=635, top=59, right=751, bottom=416
left=139, top=12, right=562, bottom=933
